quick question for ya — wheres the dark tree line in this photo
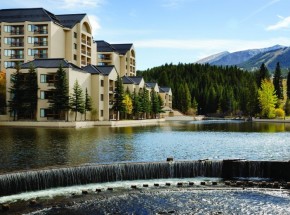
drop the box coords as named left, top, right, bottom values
left=139, top=63, right=261, bottom=116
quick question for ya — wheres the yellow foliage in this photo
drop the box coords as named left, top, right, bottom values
left=123, top=94, right=133, bottom=115
left=275, top=108, right=285, bottom=118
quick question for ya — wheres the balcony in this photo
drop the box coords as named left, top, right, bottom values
left=34, top=53, right=48, bottom=59
left=10, top=42, right=24, bottom=47
left=81, top=38, right=86, bottom=44
left=10, top=54, right=24, bottom=59
left=87, top=41, right=91, bottom=46
left=34, top=41, right=48, bottom=46
left=10, top=30, right=24, bottom=35
left=81, top=60, right=86, bottom=65
left=34, top=30, right=48, bottom=34
left=81, top=50, right=86, bottom=55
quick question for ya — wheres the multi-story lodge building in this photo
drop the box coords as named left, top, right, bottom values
left=0, top=8, right=96, bottom=70
left=95, top=40, right=136, bottom=77
left=1, top=8, right=173, bottom=122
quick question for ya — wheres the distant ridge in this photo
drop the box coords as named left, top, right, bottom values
left=196, top=45, right=289, bottom=72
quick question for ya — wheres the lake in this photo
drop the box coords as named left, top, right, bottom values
left=1, top=120, right=290, bottom=173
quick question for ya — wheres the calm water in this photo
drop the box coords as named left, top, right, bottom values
left=1, top=120, right=290, bottom=173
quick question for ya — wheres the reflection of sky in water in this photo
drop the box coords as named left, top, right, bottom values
left=1, top=121, right=290, bottom=173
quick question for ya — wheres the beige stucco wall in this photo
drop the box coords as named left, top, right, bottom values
left=49, top=22, right=65, bottom=58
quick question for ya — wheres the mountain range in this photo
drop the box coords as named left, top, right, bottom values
left=196, top=45, right=290, bottom=73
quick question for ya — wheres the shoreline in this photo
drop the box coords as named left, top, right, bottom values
left=0, top=118, right=165, bottom=128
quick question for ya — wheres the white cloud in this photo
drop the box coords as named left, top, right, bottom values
left=61, top=0, right=104, bottom=9
left=88, top=15, right=101, bottom=38
left=133, top=38, right=290, bottom=52
left=266, top=16, right=290, bottom=31
left=162, top=0, right=194, bottom=8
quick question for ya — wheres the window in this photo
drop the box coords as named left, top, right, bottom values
left=4, top=38, right=12, bottom=45
left=28, top=36, right=34, bottom=44
left=74, top=32, right=77, bottom=38
left=40, top=74, right=47, bottom=83
left=4, top=25, right=11, bottom=32
left=4, top=49, right=14, bottom=56
left=74, top=54, right=77, bottom=61
left=101, top=80, right=104, bottom=87
left=28, top=24, right=34, bottom=32
left=4, top=61, right=15, bottom=68
left=101, top=94, right=104, bottom=101
left=40, top=91, right=45, bottom=99
left=74, top=43, right=77, bottom=49
left=100, top=110, right=104, bottom=117
left=40, top=109, right=46, bottom=117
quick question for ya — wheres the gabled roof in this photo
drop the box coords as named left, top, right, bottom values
left=146, top=82, right=158, bottom=89
left=95, top=40, right=133, bottom=55
left=95, top=40, right=115, bottom=52
left=111, top=44, right=133, bottom=55
left=122, top=76, right=143, bottom=85
left=159, top=87, right=171, bottom=93
left=0, top=8, right=61, bottom=24
left=83, top=64, right=116, bottom=76
left=0, top=8, right=86, bottom=29
left=20, top=58, right=83, bottom=71
left=56, top=14, right=86, bottom=28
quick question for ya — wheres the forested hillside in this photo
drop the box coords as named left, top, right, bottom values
left=139, top=63, right=258, bottom=116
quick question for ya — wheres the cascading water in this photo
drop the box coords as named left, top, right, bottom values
left=0, top=160, right=289, bottom=197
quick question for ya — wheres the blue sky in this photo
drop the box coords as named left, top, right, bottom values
left=2, top=0, right=290, bottom=70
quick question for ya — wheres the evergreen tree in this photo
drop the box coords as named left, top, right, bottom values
left=151, top=90, right=159, bottom=118
left=132, top=91, right=141, bottom=119
left=157, top=94, right=164, bottom=117
left=70, top=80, right=85, bottom=121
left=273, top=62, right=283, bottom=100
left=9, top=62, right=23, bottom=121
left=139, top=88, right=151, bottom=119
left=258, top=79, right=278, bottom=118
left=25, top=63, right=38, bottom=119
left=113, top=75, right=125, bottom=120
left=0, top=72, right=6, bottom=114
left=257, top=63, right=270, bottom=88
left=287, top=69, right=290, bottom=99
left=49, top=64, right=69, bottom=120
left=84, top=88, right=92, bottom=121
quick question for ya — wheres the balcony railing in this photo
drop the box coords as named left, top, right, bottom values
left=34, top=53, right=48, bottom=59
left=10, top=31, right=24, bottom=35
left=10, top=42, right=24, bottom=47
left=34, top=30, right=48, bottom=34
left=81, top=39, right=86, bottom=44
left=109, top=86, right=114, bottom=91
left=87, top=41, right=91, bottom=45
left=81, top=60, right=86, bottom=65
left=81, top=50, right=86, bottom=55
left=34, top=41, right=48, bottom=46
left=10, top=54, right=24, bottom=59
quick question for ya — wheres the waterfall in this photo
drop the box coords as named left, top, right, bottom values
left=0, top=160, right=289, bottom=196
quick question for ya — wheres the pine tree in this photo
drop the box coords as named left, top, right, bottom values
left=26, top=63, right=38, bottom=119
left=113, top=75, right=125, bottom=120
left=151, top=90, right=159, bottom=118
left=139, top=88, right=151, bottom=119
left=9, top=62, right=23, bottom=121
left=157, top=94, right=164, bottom=117
left=84, top=88, right=92, bottom=121
left=257, top=63, right=271, bottom=88
left=70, top=80, right=85, bottom=121
left=0, top=72, right=6, bottom=114
left=49, top=64, right=69, bottom=120
left=287, top=69, right=290, bottom=99
left=132, top=91, right=141, bottom=119
left=273, top=62, right=283, bottom=100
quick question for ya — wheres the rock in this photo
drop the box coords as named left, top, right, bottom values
left=273, top=181, right=279, bottom=188
left=29, top=199, right=37, bottom=205
left=95, top=188, right=102, bottom=192
left=154, top=183, right=159, bottom=187
left=2, top=204, right=10, bottom=211
left=131, top=185, right=137, bottom=189
left=236, top=181, right=243, bottom=186
left=143, top=184, right=149, bottom=187
left=286, top=182, right=290, bottom=189
left=82, top=190, right=88, bottom=195
left=224, top=181, right=231, bottom=185
left=200, top=181, right=206, bottom=185
left=166, top=157, right=174, bottom=162
left=165, top=183, right=171, bottom=186
left=189, top=182, right=194, bottom=186
left=107, top=187, right=113, bottom=191
left=212, top=181, right=217, bottom=185
left=177, top=182, right=183, bottom=187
